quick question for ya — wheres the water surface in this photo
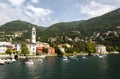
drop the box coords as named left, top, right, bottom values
left=0, top=54, right=120, bottom=79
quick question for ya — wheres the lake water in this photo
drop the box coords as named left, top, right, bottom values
left=0, top=54, right=120, bottom=79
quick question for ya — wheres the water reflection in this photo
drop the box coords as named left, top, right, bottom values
left=25, top=59, right=44, bottom=79
left=47, top=57, right=56, bottom=71
left=0, top=55, right=120, bottom=79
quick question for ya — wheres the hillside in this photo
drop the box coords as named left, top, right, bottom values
left=0, top=20, right=46, bottom=32
left=0, top=20, right=46, bottom=42
left=40, top=8, right=120, bottom=50
left=42, top=8, right=120, bottom=38
left=0, top=8, right=119, bottom=48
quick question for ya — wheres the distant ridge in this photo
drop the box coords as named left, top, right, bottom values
left=41, top=8, right=120, bottom=38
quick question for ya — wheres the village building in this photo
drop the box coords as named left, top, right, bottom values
left=48, top=47, right=55, bottom=55
left=27, top=43, right=36, bottom=55
left=0, top=42, right=13, bottom=53
left=96, top=45, right=108, bottom=54
left=36, top=42, right=55, bottom=55
left=13, top=44, right=21, bottom=52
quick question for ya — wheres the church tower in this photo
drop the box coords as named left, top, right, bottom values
left=31, top=26, right=36, bottom=43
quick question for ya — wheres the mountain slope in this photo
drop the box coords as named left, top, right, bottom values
left=0, top=20, right=47, bottom=42
left=0, top=20, right=46, bottom=32
left=42, top=8, right=120, bottom=38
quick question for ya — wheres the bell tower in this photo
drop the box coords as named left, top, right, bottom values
left=31, top=26, right=36, bottom=43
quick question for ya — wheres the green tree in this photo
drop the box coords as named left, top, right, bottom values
left=6, top=49, right=12, bottom=55
left=55, top=47, right=63, bottom=56
left=21, top=43, right=29, bottom=56
left=85, top=42, right=95, bottom=55
left=66, top=47, right=74, bottom=53
left=106, top=46, right=115, bottom=52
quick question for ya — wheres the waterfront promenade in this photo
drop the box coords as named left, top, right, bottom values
left=0, top=54, right=57, bottom=59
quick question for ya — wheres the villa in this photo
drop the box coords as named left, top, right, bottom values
left=96, top=45, right=108, bottom=54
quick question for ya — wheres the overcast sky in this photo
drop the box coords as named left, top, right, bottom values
left=0, top=0, right=119, bottom=27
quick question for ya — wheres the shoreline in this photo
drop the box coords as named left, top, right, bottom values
left=0, top=52, right=119, bottom=59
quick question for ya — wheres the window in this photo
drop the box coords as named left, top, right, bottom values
left=33, top=32, right=36, bottom=35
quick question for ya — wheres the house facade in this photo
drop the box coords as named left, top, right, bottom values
left=36, top=42, right=55, bottom=55
left=27, top=43, right=36, bottom=55
left=96, top=45, right=108, bottom=54
left=0, top=42, right=13, bottom=53
left=48, top=47, right=55, bottom=55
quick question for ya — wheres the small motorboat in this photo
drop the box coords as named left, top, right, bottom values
left=11, top=59, right=16, bottom=62
left=0, top=59, right=5, bottom=65
left=25, top=59, right=34, bottom=65
left=69, top=55, right=78, bottom=60
left=82, top=56, right=87, bottom=59
left=63, top=56, right=69, bottom=61
left=37, top=59, right=43, bottom=63
left=98, top=55, right=104, bottom=58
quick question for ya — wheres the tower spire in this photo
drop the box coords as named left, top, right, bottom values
left=31, top=26, right=36, bottom=43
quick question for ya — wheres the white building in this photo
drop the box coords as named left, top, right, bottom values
left=0, top=42, right=12, bottom=53
left=13, top=44, right=21, bottom=52
left=27, top=43, right=36, bottom=55
left=0, top=45, right=7, bottom=53
left=13, top=43, right=36, bottom=55
left=96, top=45, right=108, bottom=54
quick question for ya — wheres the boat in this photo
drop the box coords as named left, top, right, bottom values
left=0, top=59, right=5, bottom=65
left=25, top=59, right=34, bottom=65
left=11, top=59, right=16, bottom=62
left=63, top=56, right=69, bottom=61
left=5, top=59, right=13, bottom=64
left=98, top=55, right=104, bottom=58
left=63, top=58, right=68, bottom=61
left=69, top=55, right=78, bottom=60
left=82, top=56, right=87, bottom=59
left=37, top=59, right=43, bottom=63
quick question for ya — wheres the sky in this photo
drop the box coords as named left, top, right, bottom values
left=0, top=0, right=119, bottom=27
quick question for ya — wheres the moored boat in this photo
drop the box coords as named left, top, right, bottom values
left=0, top=59, right=5, bottom=65
left=63, top=56, right=69, bottom=61
left=25, top=59, right=34, bottom=65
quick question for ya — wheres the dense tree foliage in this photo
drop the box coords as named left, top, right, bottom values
left=85, top=42, right=95, bottom=55
left=21, top=43, right=29, bottom=56
left=42, top=47, right=48, bottom=54
left=6, top=49, right=12, bottom=55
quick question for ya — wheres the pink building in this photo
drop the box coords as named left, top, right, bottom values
left=48, top=47, right=55, bottom=54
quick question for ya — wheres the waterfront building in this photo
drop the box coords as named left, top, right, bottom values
left=96, top=45, right=108, bottom=54
left=36, top=47, right=43, bottom=54
left=13, top=44, right=21, bottom=52
left=27, top=43, right=36, bottom=55
left=0, top=42, right=13, bottom=53
left=36, top=42, right=55, bottom=55
left=48, top=47, right=55, bottom=55
left=0, top=45, right=7, bottom=53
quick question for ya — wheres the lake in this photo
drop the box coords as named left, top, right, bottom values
left=0, top=54, right=120, bottom=79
